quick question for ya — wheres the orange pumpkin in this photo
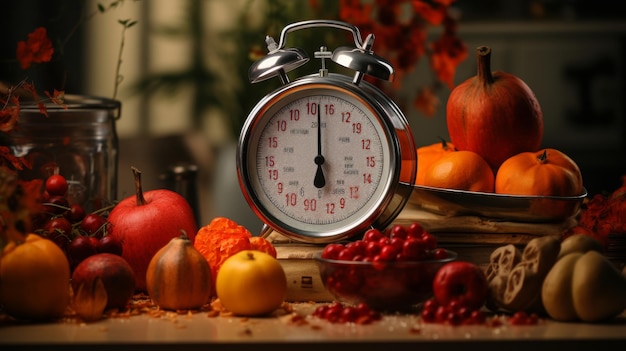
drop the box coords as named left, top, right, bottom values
left=495, top=148, right=583, bottom=196
left=146, top=232, right=212, bottom=310
left=0, top=234, right=70, bottom=321
left=415, top=138, right=456, bottom=185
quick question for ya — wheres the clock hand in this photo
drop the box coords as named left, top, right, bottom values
left=314, top=103, right=326, bottom=188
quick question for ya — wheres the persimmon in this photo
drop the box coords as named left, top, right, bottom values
left=422, top=150, right=495, bottom=193
left=495, top=148, right=583, bottom=197
left=415, top=138, right=456, bottom=186
left=0, top=234, right=70, bottom=321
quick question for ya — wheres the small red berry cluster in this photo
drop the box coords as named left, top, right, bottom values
left=36, top=174, right=121, bottom=269
left=420, top=298, right=487, bottom=325
left=321, top=223, right=448, bottom=262
left=420, top=298, right=540, bottom=326
left=507, top=311, right=540, bottom=325
left=312, top=302, right=382, bottom=324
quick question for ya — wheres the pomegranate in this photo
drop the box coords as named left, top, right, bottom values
left=446, top=46, right=543, bottom=170
left=71, top=253, right=136, bottom=311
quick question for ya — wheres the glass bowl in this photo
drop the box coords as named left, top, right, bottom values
left=315, top=250, right=457, bottom=311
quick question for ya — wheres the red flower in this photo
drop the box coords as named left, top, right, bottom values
left=411, top=0, right=449, bottom=26
left=429, top=33, right=467, bottom=89
left=16, top=27, right=54, bottom=70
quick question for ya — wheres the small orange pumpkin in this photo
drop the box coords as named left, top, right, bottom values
left=495, top=148, right=583, bottom=196
left=146, top=232, right=212, bottom=310
left=0, top=234, right=70, bottom=321
left=415, top=138, right=456, bottom=185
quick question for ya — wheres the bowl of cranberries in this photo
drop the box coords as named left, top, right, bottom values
left=315, top=223, right=456, bottom=311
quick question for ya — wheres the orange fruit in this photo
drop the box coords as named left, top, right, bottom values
left=422, top=150, right=495, bottom=192
left=0, top=234, right=70, bottom=321
left=415, top=139, right=456, bottom=185
left=495, top=148, right=583, bottom=196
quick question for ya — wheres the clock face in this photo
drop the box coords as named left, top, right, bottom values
left=239, top=82, right=397, bottom=242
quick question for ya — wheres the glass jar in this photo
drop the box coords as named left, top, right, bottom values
left=9, top=95, right=120, bottom=212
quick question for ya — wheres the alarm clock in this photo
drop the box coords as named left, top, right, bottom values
left=237, top=20, right=417, bottom=243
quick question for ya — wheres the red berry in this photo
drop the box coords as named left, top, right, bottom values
left=432, top=247, right=449, bottom=260
left=389, top=236, right=405, bottom=251
left=313, top=305, right=328, bottom=317
left=97, top=235, right=123, bottom=256
left=363, top=228, right=383, bottom=242
left=44, top=217, right=73, bottom=237
left=377, top=237, right=390, bottom=246
left=67, top=235, right=97, bottom=267
left=345, top=240, right=366, bottom=256
left=446, top=310, right=463, bottom=325
left=45, top=174, right=68, bottom=196
left=42, top=195, right=70, bottom=215
left=421, top=232, right=438, bottom=250
left=456, top=306, right=471, bottom=320
left=322, top=243, right=344, bottom=259
left=421, top=307, right=436, bottom=322
left=88, top=236, right=99, bottom=248
left=509, top=311, right=538, bottom=325
left=435, top=305, right=450, bottom=323
left=324, top=304, right=342, bottom=323
left=44, top=217, right=73, bottom=250
left=407, top=222, right=425, bottom=238
left=65, top=204, right=86, bottom=223
left=80, top=213, right=107, bottom=238
left=364, top=241, right=381, bottom=258
left=314, top=302, right=380, bottom=324
left=402, top=237, right=426, bottom=261
left=340, top=306, right=358, bottom=323
left=468, top=310, right=486, bottom=324
left=388, top=224, right=408, bottom=239
left=337, top=248, right=355, bottom=261
left=423, top=298, right=439, bottom=311
left=379, top=244, right=398, bottom=261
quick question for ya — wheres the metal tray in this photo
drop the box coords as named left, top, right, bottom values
left=407, top=185, right=587, bottom=223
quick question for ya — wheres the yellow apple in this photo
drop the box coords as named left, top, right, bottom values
left=215, top=250, right=287, bottom=316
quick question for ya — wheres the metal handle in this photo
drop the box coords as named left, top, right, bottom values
left=271, top=20, right=365, bottom=52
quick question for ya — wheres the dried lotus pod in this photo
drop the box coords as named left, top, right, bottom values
left=502, top=264, right=542, bottom=311
left=519, top=236, right=560, bottom=276
left=485, top=244, right=522, bottom=311
left=486, top=244, right=521, bottom=282
left=485, top=274, right=507, bottom=311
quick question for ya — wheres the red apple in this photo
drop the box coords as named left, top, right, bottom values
left=71, top=253, right=136, bottom=310
left=432, top=261, right=488, bottom=311
left=107, top=167, right=197, bottom=292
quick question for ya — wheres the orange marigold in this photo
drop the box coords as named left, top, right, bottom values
left=194, top=216, right=277, bottom=296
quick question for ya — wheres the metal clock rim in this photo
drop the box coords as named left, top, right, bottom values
left=236, top=73, right=416, bottom=243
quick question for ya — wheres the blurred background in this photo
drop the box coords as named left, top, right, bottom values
left=1, top=0, right=625, bottom=231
